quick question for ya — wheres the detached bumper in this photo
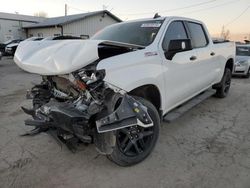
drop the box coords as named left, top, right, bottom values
left=21, top=94, right=153, bottom=153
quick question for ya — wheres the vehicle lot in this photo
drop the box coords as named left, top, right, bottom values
left=0, top=57, right=250, bottom=188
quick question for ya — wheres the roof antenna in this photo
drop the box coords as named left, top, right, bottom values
left=153, top=13, right=160, bottom=19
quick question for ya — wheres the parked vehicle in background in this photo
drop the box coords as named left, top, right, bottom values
left=5, top=37, right=45, bottom=56
left=0, top=39, right=22, bottom=55
left=23, top=37, right=44, bottom=41
left=41, top=35, right=83, bottom=41
left=14, top=16, right=235, bottom=166
left=5, top=40, right=23, bottom=56
left=233, top=45, right=250, bottom=78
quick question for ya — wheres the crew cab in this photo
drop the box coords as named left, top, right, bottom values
left=92, top=17, right=235, bottom=115
left=14, top=16, right=235, bottom=166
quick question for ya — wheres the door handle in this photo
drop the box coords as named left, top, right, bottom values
left=190, top=56, right=197, bottom=61
left=210, top=52, right=215, bottom=56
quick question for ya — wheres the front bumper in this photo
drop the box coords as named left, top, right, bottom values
left=21, top=91, right=153, bottom=152
left=5, top=48, right=14, bottom=55
left=233, top=65, right=248, bottom=75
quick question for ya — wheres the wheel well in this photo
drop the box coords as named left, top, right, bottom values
left=129, top=85, right=161, bottom=112
left=225, top=58, right=234, bottom=72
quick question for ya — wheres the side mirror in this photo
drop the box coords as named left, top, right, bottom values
left=165, top=39, right=192, bottom=60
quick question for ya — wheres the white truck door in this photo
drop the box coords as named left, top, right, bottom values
left=160, top=21, right=200, bottom=111
left=186, top=22, right=216, bottom=88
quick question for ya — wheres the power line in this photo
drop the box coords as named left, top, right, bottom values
left=116, top=0, right=241, bottom=20
left=180, top=0, right=239, bottom=16
left=67, top=5, right=89, bottom=13
left=225, top=5, right=250, bottom=27
left=117, top=0, right=219, bottom=16
left=66, top=4, right=113, bottom=14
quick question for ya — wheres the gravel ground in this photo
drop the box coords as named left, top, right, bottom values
left=0, top=57, right=250, bottom=188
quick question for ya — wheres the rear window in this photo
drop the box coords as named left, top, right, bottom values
left=187, top=22, right=208, bottom=48
left=236, top=46, right=250, bottom=56
left=92, top=20, right=164, bottom=46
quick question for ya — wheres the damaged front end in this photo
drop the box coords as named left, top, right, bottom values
left=22, top=64, right=153, bottom=154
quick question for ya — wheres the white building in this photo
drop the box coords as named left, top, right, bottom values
left=0, top=12, right=44, bottom=42
left=24, top=10, right=122, bottom=38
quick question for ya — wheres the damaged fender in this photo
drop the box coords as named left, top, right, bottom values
left=96, top=94, right=153, bottom=133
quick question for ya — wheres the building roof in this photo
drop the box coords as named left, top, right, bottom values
left=23, top=10, right=122, bottom=29
left=0, top=12, right=45, bottom=23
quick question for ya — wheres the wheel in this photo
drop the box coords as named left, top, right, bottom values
left=107, top=97, right=160, bottom=166
left=244, top=68, right=250, bottom=78
left=214, top=68, right=232, bottom=98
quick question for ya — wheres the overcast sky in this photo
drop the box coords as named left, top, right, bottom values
left=0, top=0, right=249, bottom=35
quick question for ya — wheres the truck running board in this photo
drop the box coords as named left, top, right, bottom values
left=163, top=89, right=216, bottom=122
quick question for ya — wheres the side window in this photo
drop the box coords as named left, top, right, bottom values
left=187, top=22, right=208, bottom=48
left=162, top=21, right=188, bottom=51
left=80, top=35, right=90, bottom=39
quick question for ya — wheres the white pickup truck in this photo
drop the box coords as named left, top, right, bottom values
left=15, top=16, right=235, bottom=166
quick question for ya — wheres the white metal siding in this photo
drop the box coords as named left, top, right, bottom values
left=0, top=19, right=33, bottom=42
left=27, top=27, right=61, bottom=38
left=63, top=14, right=117, bottom=37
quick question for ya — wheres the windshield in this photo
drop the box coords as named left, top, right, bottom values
left=236, top=46, right=250, bottom=56
left=92, top=20, right=164, bottom=46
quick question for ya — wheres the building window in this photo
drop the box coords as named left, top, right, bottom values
left=80, top=35, right=89, bottom=39
left=38, top=33, right=43, bottom=37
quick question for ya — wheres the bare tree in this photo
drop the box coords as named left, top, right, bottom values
left=34, top=11, right=48, bottom=18
left=220, top=26, right=230, bottom=40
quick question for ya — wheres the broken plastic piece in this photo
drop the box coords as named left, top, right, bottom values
left=96, top=95, right=153, bottom=133
left=20, top=127, right=43, bottom=136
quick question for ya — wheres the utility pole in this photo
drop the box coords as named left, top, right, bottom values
left=102, top=5, right=108, bottom=10
left=65, top=4, right=68, bottom=16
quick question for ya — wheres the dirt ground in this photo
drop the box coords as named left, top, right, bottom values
left=0, top=57, right=250, bottom=188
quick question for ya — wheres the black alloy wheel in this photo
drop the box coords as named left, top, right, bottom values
left=107, top=97, right=160, bottom=166
left=244, top=68, right=250, bottom=78
left=224, top=70, right=231, bottom=94
left=214, top=68, right=232, bottom=98
left=116, top=125, right=154, bottom=157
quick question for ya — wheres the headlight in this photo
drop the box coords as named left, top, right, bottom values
left=239, top=61, right=247, bottom=65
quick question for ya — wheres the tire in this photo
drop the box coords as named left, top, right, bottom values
left=107, top=97, right=160, bottom=166
left=244, top=68, right=250, bottom=78
left=214, top=68, right=232, bottom=98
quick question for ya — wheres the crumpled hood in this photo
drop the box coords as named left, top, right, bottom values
left=14, top=39, right=104, bottom=75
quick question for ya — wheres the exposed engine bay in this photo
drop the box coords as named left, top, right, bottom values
left=20, top=42, right=153, bottom=154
